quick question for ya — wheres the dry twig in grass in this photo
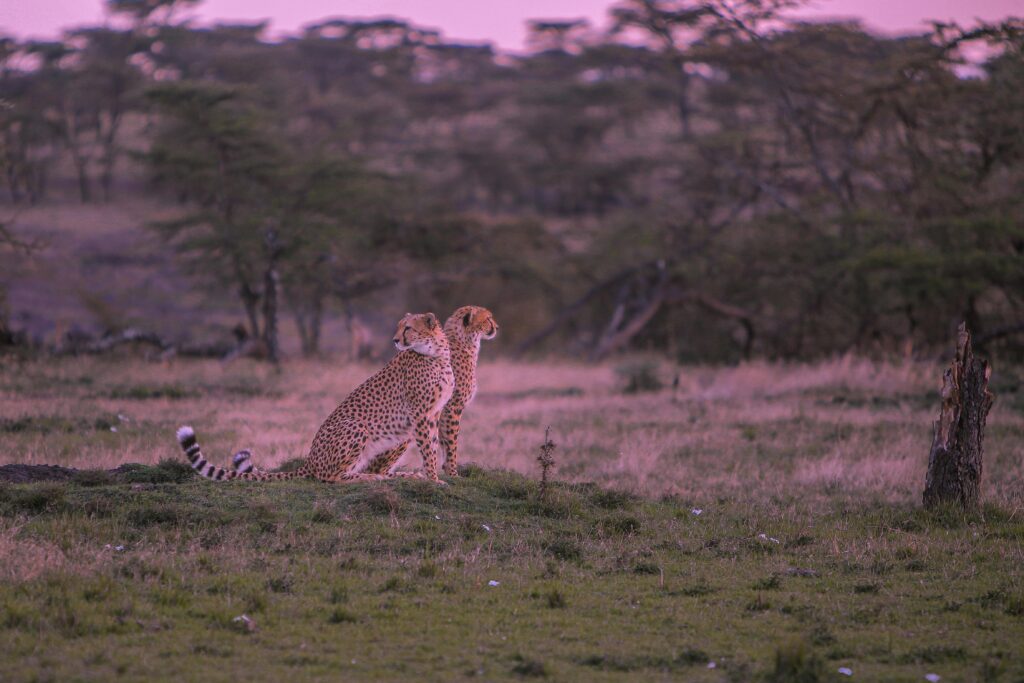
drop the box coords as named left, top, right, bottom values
left=537, top=425, right=556, bottom=499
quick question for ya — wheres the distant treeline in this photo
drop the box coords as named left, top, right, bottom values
left=1, top=0, right=1022, bottom=361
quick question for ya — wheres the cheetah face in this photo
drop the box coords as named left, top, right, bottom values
left=479, top=315, right=498, bottom=340
left=393, top=312, right=446, bottom=357
left=452, top=306, right=498, bottom=342
left=466, top=309, right=497, bottom=339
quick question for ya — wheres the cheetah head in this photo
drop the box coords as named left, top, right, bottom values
left=447, top=305, right=498, bottom=342
left=393, top=312, right=447, bottom=357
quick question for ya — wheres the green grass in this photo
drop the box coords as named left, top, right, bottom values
left=1, top=355, right=1022, bottom=680
left=1, top=467, right=1022, bottom=682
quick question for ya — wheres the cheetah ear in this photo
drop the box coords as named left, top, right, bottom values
left=462, top=312, right=472, bottom=327
left=425, top=313, right=438, bottom=329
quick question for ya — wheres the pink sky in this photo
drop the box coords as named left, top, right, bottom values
left=1, top=0, right=1019, bottom=49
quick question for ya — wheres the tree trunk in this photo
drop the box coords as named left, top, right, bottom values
left=71, top=148, right=92, bottom=204
left=261, top=229, right=283, bottom=365
left=62, top=106, right=92, bottom=203
left=591, top=262, right=669, bottom=360
left=0, top=287, right=11, bottom=344
left=294, top=310, right=310, bottom=356
left=308, top=287, right=323, bottom=356
left=239, top=282, right=261, bottom=340
left=923, top=323, right=994, bottom=511
left=262, top=266, right=280, bottom=365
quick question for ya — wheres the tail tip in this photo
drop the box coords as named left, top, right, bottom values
left=176, top=425, right=195, bottom=445
left=232, top=449, right=253, bottom=473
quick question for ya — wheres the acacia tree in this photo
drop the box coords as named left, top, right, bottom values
left=69, top=27, right=150, bottom=200
left=0, top=37, right=61, bottom=203
left=276, top=158, right=402, bottom=357
left=144, top=80, right=413, bottom=360
left=21, top=40, right=99, bottom=203
left=144, top=82, right=287, bottom=360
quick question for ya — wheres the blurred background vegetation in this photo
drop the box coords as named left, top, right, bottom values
left=1, top=0, right=1022, bottom=363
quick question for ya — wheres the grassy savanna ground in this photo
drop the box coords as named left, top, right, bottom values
left=1, top=354, right=1023, bottom=682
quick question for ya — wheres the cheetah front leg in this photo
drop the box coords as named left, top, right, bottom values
left=440, top=402, right=464, bottom=477
left=413, top=416, right=444, bottom=484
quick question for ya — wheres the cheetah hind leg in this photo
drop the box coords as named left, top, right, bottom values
left=439, top=405, right=463, bottom=478
left=318, top=430, right=384, bottom=483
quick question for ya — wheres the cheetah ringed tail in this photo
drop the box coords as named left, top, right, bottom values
left=176, top=426, right=298, bottom=481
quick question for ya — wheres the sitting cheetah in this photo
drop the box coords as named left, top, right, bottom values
left=176, top=312, right=454, bottom=483
left=364, top=305, right=498, bottom=477
left=235, top=305, right=498, bottom=480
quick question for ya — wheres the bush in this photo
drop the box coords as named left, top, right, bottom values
left=327, top=608, right=358, bottom=624
left=117, top=459, right=194, bottom=484
left=601, top=514, right=641, bottom=535
left=71, top=469, right=115, bottom=487
left=511, top=654, right=549, bottom=678
left=543, top=538, right=582, bottom=562
left=768, top=640, right=823, bottom=683
left=0, top=483, right=66, bottom=514
left=545, top=589, right=567, bottom=609
left=615, top=360, right=664, bottom=394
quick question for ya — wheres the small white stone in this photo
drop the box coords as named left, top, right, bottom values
left=925, top=675, right=940, bottom=683
left=482, top=524, right=492, bottom=532
left=707, top=662, right=716, bottom=669
left=115, top=545, right=125, bottom=551
left=434, top=515, right=441, bottom=520
left=838, top=667, right=853, bottom=676
left=488, top=580, right=500, bottom=587
left=691, top=508, right=703, bottom=515
left=231, top=614, right=256, bottom=631
left=110, top=426, right=118, bottom=433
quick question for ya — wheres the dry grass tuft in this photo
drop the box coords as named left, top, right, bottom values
left=1, top=355, right=1020, bottom=506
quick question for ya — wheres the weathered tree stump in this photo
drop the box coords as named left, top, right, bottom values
left=923, top=323, right=994, bottom=511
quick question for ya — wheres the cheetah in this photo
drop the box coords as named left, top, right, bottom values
left=364, top=305, right=498, bottom=477
left=176, top=312, right=454, bottom=483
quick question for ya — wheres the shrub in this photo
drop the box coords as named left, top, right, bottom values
left=589, top=488, right=637, bottom=510
left=753, top=575, right=781, bottom=590
left=1, top=483, right=67, bottom=514
left=543, top=539, right=582, bottom=563
left=615, top=360, right=663, bottom=394
left=71, top=469, right=114, bottom=487
left=545, top=589, right=567, bottom=609
left=769, top=640, right=823, bottom=683
left=511, top=654, right=549, bottom=678
left=327, top=608, right=358, bottom=624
